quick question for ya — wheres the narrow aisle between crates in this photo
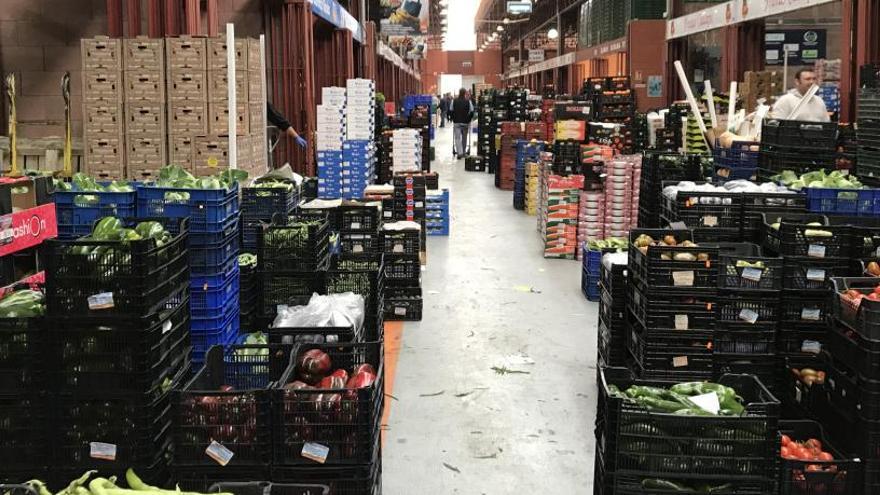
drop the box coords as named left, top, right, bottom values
left=382, top=126, right=598, bottom=494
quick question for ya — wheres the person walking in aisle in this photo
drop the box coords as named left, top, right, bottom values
left=439, top=93, right=449, bottom=128
left=770, top=69, right=831, bottom=122
left=450, top=88, right=473, bottom=160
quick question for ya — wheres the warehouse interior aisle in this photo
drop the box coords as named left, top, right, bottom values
left=383, top=125, right=599, bottom=493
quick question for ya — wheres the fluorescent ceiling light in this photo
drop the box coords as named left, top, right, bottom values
left=547, top=27, right=558, bottom=39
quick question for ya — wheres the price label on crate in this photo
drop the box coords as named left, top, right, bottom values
left=87, top=292, right=115, bottom=310
left=669, top=221, right=687, bottom=230
left=393, top=243, right=405, bottom=254
left=394, top=306, right=407, bottom=316
left=353, top=245, right=364, bottom=253
left=384, top=211, right=392, bottom=218
left=205, top=441, right=234, bottom=466
left=739, top=308, right=760, bottom=324
left=674, top=314, right=689, bottom=330
left=808, top=244, right=826, bottom=258
left=702, top=215, right=718, bottom=227
left=672, top=356, right=688, bottom=368
left=801, top=308, right=822, bottom=321
left=350, top=222, right=361, bottom=230
left=301, top=442, right=330, bottom=464
left=806, top=269, right=826, bottom=282
left=801, top=340, right=822, bottom=354
left=741, top=267, right=763, bottom=282
left=672, top=270, right=694, bottom=287
left=162, top=320, right=173, bottom=334
left=89, top=442, right=117, bottom=461
left=415, top=201, right=424, bottom=208
left=690, top=392, right=720, bottom=414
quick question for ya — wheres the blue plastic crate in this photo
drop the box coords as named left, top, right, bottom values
left=191, top=233, right=239, bottom=271
left=712, top=141, right=759, bottom=168
left=713, top=165, right=757, bottom=183
left=54, top=183, right=138, bottom=239
left=427, top=224, right=449, bottom=236
left=191, top=267, right=240, bottom=311
left=582, top=271, right=600, bottom=301
left=586, top=249, right=603, bottom=275
left=192, top=254, right=238, bottom=284
left=191, top=307, right=240, bottom=364
left=806, top=187, right=880, bottom=216
left=136, top=183, right=239, bottom=232
left=188, top=214, right=238, bottom=246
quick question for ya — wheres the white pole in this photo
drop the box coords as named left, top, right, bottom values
left=728, top=81, right=738, bottom=132
left=226, top=23, right=237, bottom=170
left=673, top=60, right=710, bottom=148
left=704, top=80, right=718, bottom=129
left=260, top=34, right=268, bottom=170
left=783, top=46, right=790, bottom=93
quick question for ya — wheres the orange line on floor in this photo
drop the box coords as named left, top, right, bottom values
left=382, top=320, right=404, bottom=447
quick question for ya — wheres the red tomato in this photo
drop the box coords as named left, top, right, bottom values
left=868, top=293, right=880, bottom=301
left=805, top=438, right=822, bottom=451
left=797, top=447, right=814, bottom=461
left=781, top=445, right=795, bottom=459
left=818, top=451, right=834, bottom=461
left=781, top=434, right=792, bottom=446
left=873, top=285, right=880, bottom=295
left=806, top=464, right=823, bottom=472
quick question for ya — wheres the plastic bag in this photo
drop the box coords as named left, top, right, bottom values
left=271, top=292, right=365, bottom=342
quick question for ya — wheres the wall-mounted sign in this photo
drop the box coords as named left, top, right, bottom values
left=666, top=0, right=837, bottom=40
left=764, top=29, right=826, bottom=66
left=528, top=49, right=545, bottom=63
left=647, top=75, right=663, bottom=98
left=377, top=0, right=428, bottom=35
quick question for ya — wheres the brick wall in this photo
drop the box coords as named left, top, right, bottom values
left=0, top=0, right=264, bottom=139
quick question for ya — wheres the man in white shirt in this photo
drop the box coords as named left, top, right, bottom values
left=770, top=69, right=831, bottom=122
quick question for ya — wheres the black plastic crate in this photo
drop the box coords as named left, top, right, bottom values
left=627, top=319, right=713, bottom=375
left=761, top=119, right=838, bottom=149
left=269, top=325, right=361, bottom=346
left=241, top=183, right=299, bottom=219
left=258, top=216, right=330, bottom=272
left=718, top=252, right=783, bottom=291
left=383, top=286, right=422, bottom=321
left=172, top=345, right=295, bottom=466
left=716, top=293, right=780, bottom=327
left=780, top=294, right=829, bottom=328
left=628, top=229, right=720, bottom=290
left=714, top=327, right=777, bottom=355
left=613, top=475, right=775, bottom=495
left=339, top=205, right=381, bottom=232
left=741, top=192, right=807, bottom=240
left=48, top=296, right=190, bottom=396
left=713, top=353, right=781, bottom=393
left=779, top=420, right=862, bottom=495
left=270, top=447, right=380, bottom=495
left=831, top=277, right=880, bottom=340
left=599, top=367, right=780, bottom=480
left=779, top=325, right=827, bottom=355
left=44, top=218, right=189, bottom=317
left=0, top=317, right=44, bottom=394
left=274, top=341, right=383, bottom=466
left=598, top=318, right=627, bottom=368
left=173, top=467, right=271, bottom=492
left=761, top=213, right=849, bottom=258
left=208, top=482, right=330, bottom=495
left=383, top=256, right=420, bottom=286
left=826, top=320, right=880, bottom=379
left=759, top=151, right=838, bottom=176
left=339, top=233, right=380, bottom=255
left=47, top=456, right=170, bottom=490
left=824, top=353, right=880, bottom=422
left=660, top=185, right=744, bottom=230
left=0, top=394, right=48, bottom=471
left=260, top=271, right=327, bottom=319
left=627, top=284, right=715, bottom=330
left=784, top=257, right=851, bottom=292
left=381, top=228, right=420, bottom=255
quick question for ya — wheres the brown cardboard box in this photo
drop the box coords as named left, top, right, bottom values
left=123, top=37, right=164, bottom=71
left=207, top=37, right=248, bottom=70
left=207, top=70, right=248, bottom=102
left=84, top=103, right=123, bottom=134
left=248, top=71, right=264, bottom=102
left=247, top=38, right=261, bottom=72
left=125, top=103, right=165, bottom=135
left=208, top=101, right=248, bottom=135
left=167, top=69, right=207, bottom=101
left=125, top=69, right=165, bottom=101
left=127, top=135, right=166, bottom=180
left=168, top=102, right=208, bottom=135
left=192, top=135, right=229, bottom=175
left=166, top=36, right=207, bottom=70
left=81, top=36, right=122, bottom=70
left=169, top=135, right=195, bottom=170
left=82, top=70, right=123, bottom=102
left=84, top=134, right=125, bottom=179
left=249, top=103, right=264, bottom=134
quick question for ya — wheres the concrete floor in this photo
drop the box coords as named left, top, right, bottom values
left=383, top=126, right=599, bottom=494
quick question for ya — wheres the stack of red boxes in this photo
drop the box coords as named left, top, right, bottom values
left=577, top=190, right=605, bottom=260
left=525, top=122, right=547, bottom=141
left=497, top=122, right=525, bottom=190
left=603, top=155, right=641, bottom=238
left=540, top=165, right=585, bottom=260
left=541, top=99, right=555, bottom=142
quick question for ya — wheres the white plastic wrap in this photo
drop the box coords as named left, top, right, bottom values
left=272, top=292, right=365, bottom=331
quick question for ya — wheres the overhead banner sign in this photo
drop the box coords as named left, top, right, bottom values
left=387, top=35, right=427, bottom=60
left=378, top=0, right=429, bottom=35
left=667, top=0, right=838, bottom=40
left=765, top=29, right=827, bottom=65
left=311, top=0, right=364, bottom=42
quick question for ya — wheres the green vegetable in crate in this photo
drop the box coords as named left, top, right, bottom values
left=0, top=289, right=44, bottom=317
left=154, top=164, right=247, bottom=191
left=670, top=382, right=745, bottom=415
left=238, top=253, right=258, bottom=267
left=134, top=221, right=164, bottom=242
left=640, top=479, right=690, bottom=491
left=735, top=260, right=764, bottom=269
left=92, top=217, right=122, bottom=241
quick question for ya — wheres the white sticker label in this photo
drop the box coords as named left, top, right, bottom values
left=808, top=244, right=826, bottom=258
left=301, top=442, right=330, bottom=464
left=795, top=385, right=802, bottom=403
left=690, top=391, right=720, bottom=414
left=87, top=292, right=115, bottom=310
left=206, top=441, right=234, bottom=466
left=672, top=271, right=694, bottom=287
left=801, top=340, right=822, bottom=354
left=739, top=308, right=760, bottom=324
left=741, top=267, right=763, bottom=282
left=703, top=215, right=718, bottom=227
left=350, top=222, right=361, bottom=230
left=394, top=307, right=407, bottom=316
left=384, top=211, right=392, bottom=218
left=672, top=356, right=688, bottom=368
left=415, top=201, right=424, bottom=208
left=674, top=314, right=689, bottom=330
left=353, top=245, right=364, bottom=253
left=806, top=269, right=826, bottom=282
left=162, top=320, right=173, bottom=334
left=90, top=442, right=117, bottom=461
left=393, top=243, right=405, bottom=253
left=801, top=308, right=822, bottom=321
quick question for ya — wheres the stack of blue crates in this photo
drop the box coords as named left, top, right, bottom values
left=137, top=183, right=241, bottom=364
left=342, top=140, right=376, bottom=199
left=514, top=140, right=544, bottom=210
left=426, top=189, right=450, bottom=236
left=581, top=246, right=601, bottom=301
left=318, top=150, right=344, bottom=199
left=54, top=182, right=138, bottom=239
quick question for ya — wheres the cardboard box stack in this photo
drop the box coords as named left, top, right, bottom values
left=815, top=59, right=842, bottom=114
left=316, top=95, right=345, bottom=199
left=604, top=154, right=641, bottom=238
left=81, top=35, right=267, bottom=180
left=391, top=129, right=423, bottom=173
left=343, top=79, right=376, bottom=199
left=342, top=140, right=375, bottom=199
left=539, top=153, right=585, bottom=259
left=740, top=70, right=783, bottom=113
left=497, top=122, right=526, bottom=190
left=524, top=161, right=540, bottom=215
left=82, top=36, right=125, bottom=179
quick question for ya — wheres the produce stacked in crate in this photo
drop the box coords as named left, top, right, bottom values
left=506, top=88, right=527, bottom=122
left=326, top=253, right=385, bottom=341
left=42, top=216, right=191, bottom=484
left=594, top=88, right=634, bottom=126
left=391, top=173, right=427, bottom=253
left=382, top=221, right=422, bottom=321
left=540, top=99, right=555, bottom=142
left=759, top=119, right=838, bottom=180
left=123, top=37, right=166, bottom=180
left=740, top=69, right=783, bottom=112
left=238, top=253, right=259, bottom=332
left=524, top=162, right=540, bottom=215
left=712, top=140, right=759, bottom=183
left=713, top=244, right=784, bottom=394
left=637, top=151, right=704, bottom=228
left=594, top=367, right=780, bottom=495
left=513, top=140, right=544, bottom=211
left=476, top=92, right=495, bottom=161
left=240, top=179, right=299, bottom=250
left=762, top=214, right=850, bottom=355
left=627, top=229, right=720, bottom=380
left=540, top=172, right=584, bottom=260
left=660, top=182, right=746, bottom=243
left=136, top=169, right=242, bottom=363
left=582, top=240, right=625, bottom=302
left=603, top=156, right=640, bottom=239
left=497, top=123, right=526, bottom=190
left=376, top=130, right=393, bottom=184
left=338, top=203, right=381, bottom=257
left=552, top=139, right=582, bottom=175
left=580, top=143, right=613, bottom=187
left=426, top=189, right=450, bottom=236
left=777, top=420, right=864, bottom=495
left=53, top=174, right=137, bottom=239
left=597, top=252, right=628, bottom=368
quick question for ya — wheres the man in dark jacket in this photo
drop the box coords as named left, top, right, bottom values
left=449, top=88, right=473, bottom=160
left=439, top=94, right=449, bottom=128
left=267, top=101, right=307, bottom=148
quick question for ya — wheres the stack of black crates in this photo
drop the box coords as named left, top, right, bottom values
left=626, top=228, right=719, bottom=381
left=476, top=91, right=496, bottom=169
left=636, top=151, right=704, bottom=228
left=593, top=77, right=635, bottom=126
left=506, top=88, right=528, bottom=121
left=238, top=254, right=259, bottom=332
left=334, top=204, right=385, bottom=341
left=553, top=140, right=581, bottom=175
left=759, top=119, right=838, bottom=180
left=381, top=221, right=422, bottom=322
left=660, top=184, right=744, bottom=242
left=858, top=64, right=880, bottom=182
left=597, top=255, right=628, bottom=369
left=240, top=181, right=299, bottom=251
left=40, top=218, right=192, bottom=485
left=377, top=129, right=394, bottom=184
